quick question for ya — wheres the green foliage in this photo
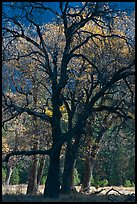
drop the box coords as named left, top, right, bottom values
left=19, top=170, right=28, bottom=184
left=10, top=167, right=20, bottom=185
left=2, top=168, right=7, bottom=184
left=94, top=180, right=109, bottom=188
left=90, top=176, right=108, bottom=187
left=123, top=180, right=133, bottom=187
left=73, top=168, right=80, bottom=185
left=14, top=160, right=30, bottom=184
left=41, top=176, right=47, bottom=185
left=90, top=176, right=94, bottom=186
left=99, top=179, right=109, bottom=187
left=92, top=124, right=135, bottom=187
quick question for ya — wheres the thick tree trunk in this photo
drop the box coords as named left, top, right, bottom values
left=43, top=88, right=63, bottom=198
left=44, top=146, right=61, bottom=198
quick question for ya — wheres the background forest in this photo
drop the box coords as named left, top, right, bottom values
left=2, top=119, right=135, bottom=188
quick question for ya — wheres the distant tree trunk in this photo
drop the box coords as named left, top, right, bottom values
left=81, top=158, right=94, bottom=192
left=70, top=161, right=75, bottom=189
left=81, top=142, right=100, bottom=192
left=5, top=165, right=13, bottom=185
left=44, top=145, right=61, bottom=198
left=26, top=141, right=39, bottom=194
left=27, top=83, right=40, bottom=194
left=81, top=118, right=101, bottom=192
left=81, top=115, right=116, bottom=192
left=37, top=155, right=47, bottom=188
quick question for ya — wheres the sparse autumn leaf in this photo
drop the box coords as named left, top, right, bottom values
left=59, top=105, right=66, bottom=112
left=45, top=109, right=53, bottom=117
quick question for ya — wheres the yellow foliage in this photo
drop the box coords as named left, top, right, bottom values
left=2, top=138, right=10, bottom=153
left=44, top=105, right=66, bottom=117
left=45, top=108, right=53, bottom=117
left=128, top=112, right=135, bottom=120
left=59, top=105, right=66, bottom=112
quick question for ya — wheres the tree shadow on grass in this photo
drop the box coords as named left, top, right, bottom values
left=2, top=193, right=135, bottom=202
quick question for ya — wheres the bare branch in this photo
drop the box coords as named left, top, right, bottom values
left=2, top=113, right=20, bottom=126
left=3, top=96, right=52, bottom=123
left=3, top=27, right=43, bottom=52
left=3, top=149, right=51, bottom=163
left=69, top=33, right=129, bottom=55
left=93, top=106, right=133, bottom=120
left=69, top=53, right=100, bottom=73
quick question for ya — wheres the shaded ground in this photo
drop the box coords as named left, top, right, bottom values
left=2, top=193, right=135, bottom=202
left=2, top=185, right=135, bottom=202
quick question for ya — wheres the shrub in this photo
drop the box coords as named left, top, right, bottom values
left=90, top=176, right=95, bottom=186
left=99, top=179, right=108, bottom=187
left=131, top=182, right=135, bottom=187
left=41, top=176, right=47, bottom=185
left=93, top=179, right=108, bottom=188
left=73, top=168, right=80, bottom=185
left=2, top=168, right=6, bottom=184
left=124, top=180, right=132, bottom=187
left=10, top=167, right=20, bottom=185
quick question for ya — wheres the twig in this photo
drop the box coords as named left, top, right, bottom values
left=93, top=188, right=105, bottom=194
